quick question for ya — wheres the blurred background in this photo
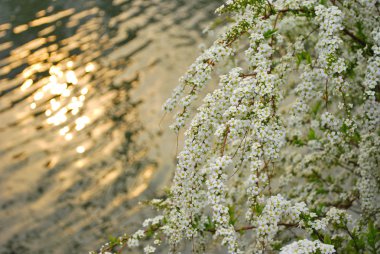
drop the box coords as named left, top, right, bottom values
left=0, top=0, right=218, bottom=253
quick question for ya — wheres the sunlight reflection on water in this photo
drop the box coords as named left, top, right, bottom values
left=20, top=61, right=96, bottom=148
left=0, top=0, right=218, bottom=253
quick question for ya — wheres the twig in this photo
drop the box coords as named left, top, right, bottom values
left=206, top=223, right=298, bottom=233
left=343, top=28, right=366, bottom=47
left=344, top=225, right=361, bottom=252
left=220, top=125, right=230, bottom=156
left=324, top=78, right=329, bottom=110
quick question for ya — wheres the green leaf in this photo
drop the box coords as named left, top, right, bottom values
left=108, top=235, right=119, bottom=245
left=263, top=29, right=278, bottom=39
left=308, top=128, right=316, bottom=140
left=324, top=234, right=332, bottom=244
left=340, top=123, right=349, bottom=134
left=305, top=52, right=312, bottom=65
left=355, top=21, right=367, bottom=42
left=326, top=53, right=337, bottom=67
left=367, top=220, right=379, bottom=253
left=316, top=187, right=328, bottom=194
left=228, top=205, right=238, bottom=225
left=253, top=203, right=265, bottom=215
left=312, top=204, right=325, bottom=217
left=204, top=216, right=215, bottom=232
left=352, top=132, right=361, bottom=143
left=291, top=136, right=305, bottom=146
left=296, top=51, right=312, bottom=66
left=345, top=60, right=357, bottom=78
left=296, top=54, right=303, bottom=66
left=312, top=101, right=322, bottom=116
left=272, top=242, right=282, bottom=251
left=146, top=226, right=157, bottom=237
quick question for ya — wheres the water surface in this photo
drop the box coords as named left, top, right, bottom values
left=0, top=0, right=217, bottom=252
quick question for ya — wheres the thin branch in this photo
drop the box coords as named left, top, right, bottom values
left=240, top=73, right=257, bottom=78
left=329, top=0, right=367, bottom=47
left=231, top=133, right=248, bottom=159
left=220, top=125, right=230, bottom=156
left=344, top=224, right=361, bottom=252
left=342, top=28, right=366, bottom=47
left=324, top=78, right=329, bottom=110
left=266, top=0, right=274, bottom=13
left=206, top=223, right=298, bottom=233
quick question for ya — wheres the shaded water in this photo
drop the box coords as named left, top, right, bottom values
left=0, top=0, right=217, bottom=253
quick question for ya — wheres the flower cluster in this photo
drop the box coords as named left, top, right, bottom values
left=163, top=39, right=234, bottom=132
left=280, top=239, right=335, bottom=254
left=95, top=1, right=380, bottom=253
left=206, top=156, right=240, bottom=253
left=254, top=195, right=308, bottom=249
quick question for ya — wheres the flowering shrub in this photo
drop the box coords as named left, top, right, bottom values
left=94, top=0, right=379, bottom=253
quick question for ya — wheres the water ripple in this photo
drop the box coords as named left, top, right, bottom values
left=0, top=0, right=217, bottom=253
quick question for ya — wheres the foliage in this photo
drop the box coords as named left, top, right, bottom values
left=93, top=0, right=379, bottom=253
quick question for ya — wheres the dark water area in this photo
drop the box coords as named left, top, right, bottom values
left=0, top=0, right=218, bottom=253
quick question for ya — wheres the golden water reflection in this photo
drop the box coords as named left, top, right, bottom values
left=20, top=59, right=97, bottom=152
left=0, top=0, right=218, bottom=253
